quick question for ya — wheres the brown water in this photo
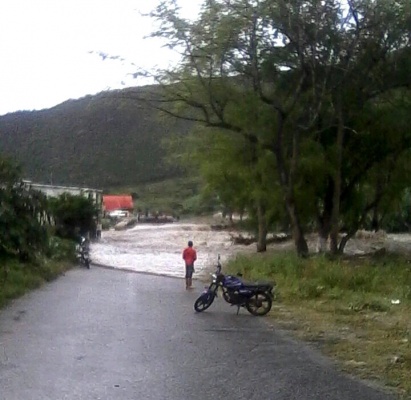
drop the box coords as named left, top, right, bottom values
left=91, top=223, right=256, bottom=279
left=90, top=223, right=411, bottom=280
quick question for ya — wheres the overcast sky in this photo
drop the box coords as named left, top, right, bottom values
left=0, top=0, right=201, bottom=116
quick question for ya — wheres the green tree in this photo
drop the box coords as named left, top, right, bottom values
left=145, top=0, right=311, bottom=253
left=48, top=193, right=98, bottom=240
left=302, top=0, right=411, bottom=253
left=144, top=0, right=411, bottom=256
left=0, top=156, right=49, bottom=262
left=165, top=126, right=283, bottom=251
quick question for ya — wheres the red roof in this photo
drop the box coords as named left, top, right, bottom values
left=103, top=195, right=134, bottom=212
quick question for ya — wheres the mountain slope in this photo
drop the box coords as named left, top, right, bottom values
left=0, top=87, right=192, bottom=189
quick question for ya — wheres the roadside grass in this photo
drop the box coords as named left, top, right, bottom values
left=0, top=238, right=76, bottom=309
left=0, top=259, right=74, bottom=308
left=226, top=251, right=411, bottom=398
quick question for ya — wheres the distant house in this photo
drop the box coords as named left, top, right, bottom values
left=103, top=195, right=134, bottom=216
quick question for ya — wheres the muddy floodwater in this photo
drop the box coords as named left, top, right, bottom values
left=91, top=223, right=257, bottom=280
left=91, top=222, right=411, bottom=280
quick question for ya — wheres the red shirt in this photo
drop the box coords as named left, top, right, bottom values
left=183, top=247, right=197, bottom=266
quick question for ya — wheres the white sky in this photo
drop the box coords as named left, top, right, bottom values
left=0, top=0, right=201, bottom=116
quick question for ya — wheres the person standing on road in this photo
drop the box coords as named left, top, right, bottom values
left=182, top=240, right=197, bottom=290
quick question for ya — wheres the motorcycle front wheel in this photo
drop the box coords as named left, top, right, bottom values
left=222, top=288, right=232, bottom=303
left=81, top=256, right=90, bottom=269
left=194, top=293, right=215, bottom=312
left=246, top=291, right=272, bottom=316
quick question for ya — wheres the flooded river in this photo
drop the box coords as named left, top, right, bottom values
left=90, top=222, right=411, bottom=280
left=91, top=223, right=256, bottom=280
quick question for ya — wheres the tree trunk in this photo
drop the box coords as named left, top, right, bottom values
left=285, top=200, right=309, bottom=257
left=371, top=177, right=383, bottom=231
left=318, top=216, right=331, bottom=253
left=273, top=112, right=308, bottom=257
left=256, top=200, right=267, bottom=252
left=330, top=96, right=345, bottom=254
left=317, top=179, right=333, bottom=253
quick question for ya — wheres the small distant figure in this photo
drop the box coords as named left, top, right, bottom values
left=182, top=240, right=197, bottom=290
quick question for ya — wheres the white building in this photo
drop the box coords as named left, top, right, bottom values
left=22, top=180, right=103, bottom=212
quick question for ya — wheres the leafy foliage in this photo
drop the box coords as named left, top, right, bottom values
left=48, top=193, right=98, bottom=239
left=147, top=0, right=411, bottom=254
left=0, top=156, right=49, bottom=261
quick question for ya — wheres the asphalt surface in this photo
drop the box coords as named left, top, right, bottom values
left=0, top=267, right=398, bottom=400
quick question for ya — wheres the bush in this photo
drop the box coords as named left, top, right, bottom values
left=0, top=253, right=75, bottom=308
left=46, top=236, right=77, bottom=262
left=48, top=193, right=98, bottom=239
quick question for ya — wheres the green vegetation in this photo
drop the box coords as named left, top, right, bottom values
left=228, top=252, right=411, bottom=304
left=0, top=157, right=49, bottom=262
left=0, top=87, right=192, bottom=188
left=147, top=0, right=411, bottom=255
left=0, top=155, right=93, bottom=308
left=0, top=238, right=76, bottom=308
left=226, top=252, right=411, bottom=397
left=49, top=193, right=98, bottom=239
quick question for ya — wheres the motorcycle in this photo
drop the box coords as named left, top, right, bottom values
left=76, top=237, right=91, bottom=269
left=194, top=255, right=275, bottom=316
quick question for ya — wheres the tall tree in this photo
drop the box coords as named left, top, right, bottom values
left=140, top=0, right=313, bottom=254
left=139, top=0, right=411, bottom=256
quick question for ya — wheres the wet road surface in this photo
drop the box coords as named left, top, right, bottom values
left=0, top=267, right=397, bottom=400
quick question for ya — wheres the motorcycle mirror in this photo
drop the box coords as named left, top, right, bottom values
left=216, top=254, right=222, bottom=273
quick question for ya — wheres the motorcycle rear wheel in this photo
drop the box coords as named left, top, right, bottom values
left=194, top=294, right=215, bottom=312
left=246, top=291, right=272, bottom=316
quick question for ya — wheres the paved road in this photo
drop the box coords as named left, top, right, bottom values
left=0, top=267, right=397, bottom=400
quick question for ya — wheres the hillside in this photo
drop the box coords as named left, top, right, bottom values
left=0, top=86, right=192, bottom=189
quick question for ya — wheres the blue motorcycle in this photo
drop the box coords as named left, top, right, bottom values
left=194, top=255, right=275, bottom=316
left=76, top=236, right=91, bottom=269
